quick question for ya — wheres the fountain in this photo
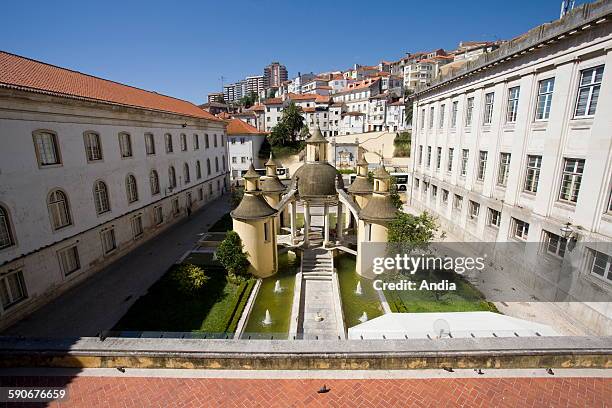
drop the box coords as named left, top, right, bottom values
left=358, top=311, right=368, bottom=323
left=262, top=309, right=272, bottom=325
left=355, top=281, right=363, bottom=295
left=273, top=280, right=282, bottom=293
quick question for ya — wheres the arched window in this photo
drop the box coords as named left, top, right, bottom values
left=180, top=134, right=187, bottom=151
left=48, top=189, right=72, bottom=230
left=93, top=181, right=110, bottom=214
left=118, top=132, right=133, bottom=158
left=0, top=205, right=15, bottom=249
left=196, top=161, right=202, bottom=179
left=84, top=132, right=103, bottom=161
left=207, top=158, right=211, bottom=175
left=184, top=163, right=190, bottom=183
left=193, top=134, right=200, bottom=150
left=126, top=174, right=139, bottom=203
left=169, top=166, right=176, bottom=189
left=150, top=170, right=160, bottom=195
left=215, top=157, right=219, bottom=173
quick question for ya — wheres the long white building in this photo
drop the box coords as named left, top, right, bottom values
left=410, top=1, right=612, bottom=334
left=0, top=52, right=229, bottom=329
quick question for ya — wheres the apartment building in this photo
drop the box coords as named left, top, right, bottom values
left=264, top=62, right=288, bottom=89
left=410, top=1, right=612, bottom=333
left=0, top=52, right=230, bottom=329
left=226, top=119, right=267, bottom=179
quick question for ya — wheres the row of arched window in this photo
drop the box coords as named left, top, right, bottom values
left=0, top=157, right=228, bottom=250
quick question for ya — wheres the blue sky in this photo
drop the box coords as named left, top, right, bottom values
left=0, top=0, right=587, bottom=104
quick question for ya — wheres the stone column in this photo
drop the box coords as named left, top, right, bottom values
left=304, top=201, right=310, bottom=247
left=323, top=203, right=330, bottom=247
left=290, top=201, right=296, bottom=242
left=336, top=202, right=343, bottom=243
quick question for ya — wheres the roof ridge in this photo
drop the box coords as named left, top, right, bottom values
left=0, top=50, right=194, bottom=105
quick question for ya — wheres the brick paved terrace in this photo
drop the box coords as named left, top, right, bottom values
left=0, top=370, right=610, bottom=407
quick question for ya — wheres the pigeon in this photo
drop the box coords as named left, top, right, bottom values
left=474, top=368, right=484, bottom=375
left=546, top=368, right=554, bottom=375
left=317, top=385, right=330, bottom=394
left=116, top=367, right=126, bottom=373
left=443, top=366, right=454, bottom=373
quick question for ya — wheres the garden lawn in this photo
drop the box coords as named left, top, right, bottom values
left=114, top=265, right=254, bottom=334
left=383, top=269, right=498, bottom=313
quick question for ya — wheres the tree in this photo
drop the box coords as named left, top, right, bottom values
left=393, top=131, right=411, bottom=157
left=269, top=122, right=290, bottom=146
left=170, top=264, right=210, bottom=295
left=404, top=89, right=414, bottom=125
left=280, top=102, right=305, bottom=143
left=230, top=186, right=244, bottom=208
left=389, top=176, right=403, bottom=209
left=239, top=92, right=258, bottom=108
left=388, top=211, right=439, bottom=248
left=258, top=137, right=272, bottom=160
left=216, top=231, right=250, bottom=279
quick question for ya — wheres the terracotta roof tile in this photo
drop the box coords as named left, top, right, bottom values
left=226, top=118, right=266, bottom=135
left=263, top=97, right=283, bottom=105
left=0, top=51, right=221, bottom=122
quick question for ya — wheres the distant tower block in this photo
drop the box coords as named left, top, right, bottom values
left=356, top=165, right=399, bottom=277
left=231, top=164, right=279, bottom=277
left=260, top=152, right=288, bottom=232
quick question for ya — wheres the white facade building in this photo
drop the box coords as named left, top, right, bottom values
left=0, top=52, right=230, bottom=329
left=410, top=2, right=612, bottom=334
left=226, top=119, right=267, bottom=179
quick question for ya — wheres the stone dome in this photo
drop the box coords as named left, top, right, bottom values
left=292, top=162, right=343, bottom=199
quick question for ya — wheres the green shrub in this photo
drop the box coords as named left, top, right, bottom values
left=170, top=264, right=210, bottom=295
left=216, top=231, right=250, bottom=277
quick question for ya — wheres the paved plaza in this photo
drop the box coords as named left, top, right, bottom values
left=3, top=196, right=231, bottom=337
left=0, top=369, right=609, bottom=407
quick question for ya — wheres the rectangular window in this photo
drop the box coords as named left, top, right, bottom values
left=461, top=149, right=469, bottom=176
left=589, top=249, right=612, bottom=283
left=193, top=134, right=200, bottom=150
left=453, top=194, right=463, bottom=210
left=101, top=228, right=117, bottom=254
left=414, top=178, right=420, bottom=190
left=232, top=157, right=237, bottom=163
left=429, top=106, right=434, bottom=128
left=511, top=218, right=529, bottom=241
left=84, top=132, right=102, bottom=161
left=431, top=185, right=438, bottom=199
left=559, top=158, right=585, bottom=203
left=524, top=155, right=542, bottom=193
left=535, top=78, right=555, bottom=120
left=420, top=108, right=425, bottom=129
left=426, top=146, right=432, bottom=167
left=487, top=208, right=501, bottom=228
left=154, top=206, right=163, bottom=225
left=451, top=101, right=458, bottom=128
left=447, top=148, right=454, bottom=173
left=497, top=153, right=511, bottom=186
left=468, top=200, right=480, bottom=219
left=575, top=65, right=604, bottom=117
left=58, top=245, right=80, bottom=276
left=172, top=198, right=180, bottom=216
left=544, top=231, right=567, bottom=258
left=205, top=134, right=210, bottom=149
left=34, top=131, right=60, bottom=166
left=483, top=92, right=494, bottom=124
left=439, top=104, right=445, bottom=128
left=436, top=147, right=442, bottom=171
left=165, top=134, right=173, bottom=153
left=145, top=133, right=155, bottom=155
left=198, top=187, right=204, bottom=201
left=442, top=189, right=449, bottom=203
left=264, top=221, right=270, bottom=242
left=418, top=145, right=423, bottom=165
left=506, top=86, right=520, bottom=123
left=131, top=215, right=144, bottom=239
left=0, top=270, right=27, bottom=310
left=465, top=97, right=474, bottom=126
left=180, top=134, right=187, bottom=151
left=477, top=151, right=488, bottom=181
left=119, top=133, right=132, bottom=158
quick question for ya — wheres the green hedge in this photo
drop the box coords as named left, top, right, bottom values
left=224, top=279, right=256, bottom=333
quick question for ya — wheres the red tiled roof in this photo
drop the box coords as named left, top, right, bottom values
left=226, top=118, right=266, bottom=135
left=287, top=93, right=316, bottom=100
left=216, top=112, right=232, bottom=119
left=0, top=51, right=222, bottom=122
left=249, top=104, right=265, bottom=112
left=263, top=97, right=283, bottom=105
left=302, top=107, right=316, bottom=113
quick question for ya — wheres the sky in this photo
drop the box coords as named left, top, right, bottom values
left=0, top=0, right=589, bottom=104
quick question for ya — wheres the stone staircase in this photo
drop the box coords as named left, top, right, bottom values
left=301, top=248, right=333, bottom=281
